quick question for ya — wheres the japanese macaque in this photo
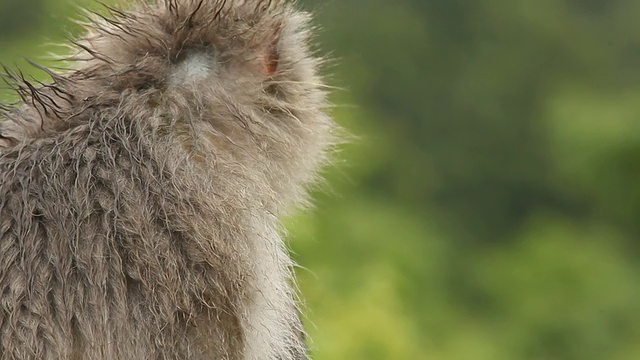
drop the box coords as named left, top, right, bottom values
left=0, top=0, right=338, bottom=359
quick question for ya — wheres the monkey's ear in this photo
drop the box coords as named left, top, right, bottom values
left=0, top=135, right=16, bottom=149
left=0, top=138, right=9, bottom=149
left=262, top=24, right=281, bottom=76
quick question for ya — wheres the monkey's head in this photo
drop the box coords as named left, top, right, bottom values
left=0, top=0, right=337, bottom=213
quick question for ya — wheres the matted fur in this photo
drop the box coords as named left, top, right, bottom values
left=0, top=0, right=338, bottom=359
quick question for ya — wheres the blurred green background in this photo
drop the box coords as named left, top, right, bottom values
left=3, top=0, right=640, bottom=359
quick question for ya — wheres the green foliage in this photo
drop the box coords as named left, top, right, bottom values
left=3, top=0, right=640, bottom=358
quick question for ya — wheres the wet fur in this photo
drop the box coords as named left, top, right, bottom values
left=0, top=0, right=337, bottom=359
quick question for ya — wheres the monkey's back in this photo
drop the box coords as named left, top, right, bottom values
left=0, top=111, right=250, bottom=359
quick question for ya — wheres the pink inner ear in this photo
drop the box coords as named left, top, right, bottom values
left=263, top=24, right=281, bottom=76
left=264, top=47, right=279, bottom=75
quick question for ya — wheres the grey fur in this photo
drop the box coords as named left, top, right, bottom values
left=0, top=0, right=338, bottom=359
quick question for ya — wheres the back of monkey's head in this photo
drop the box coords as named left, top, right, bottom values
left=0, top=0, right=338, bottom=213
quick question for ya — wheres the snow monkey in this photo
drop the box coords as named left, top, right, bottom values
left=0, top=0, right=338, bottom=359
